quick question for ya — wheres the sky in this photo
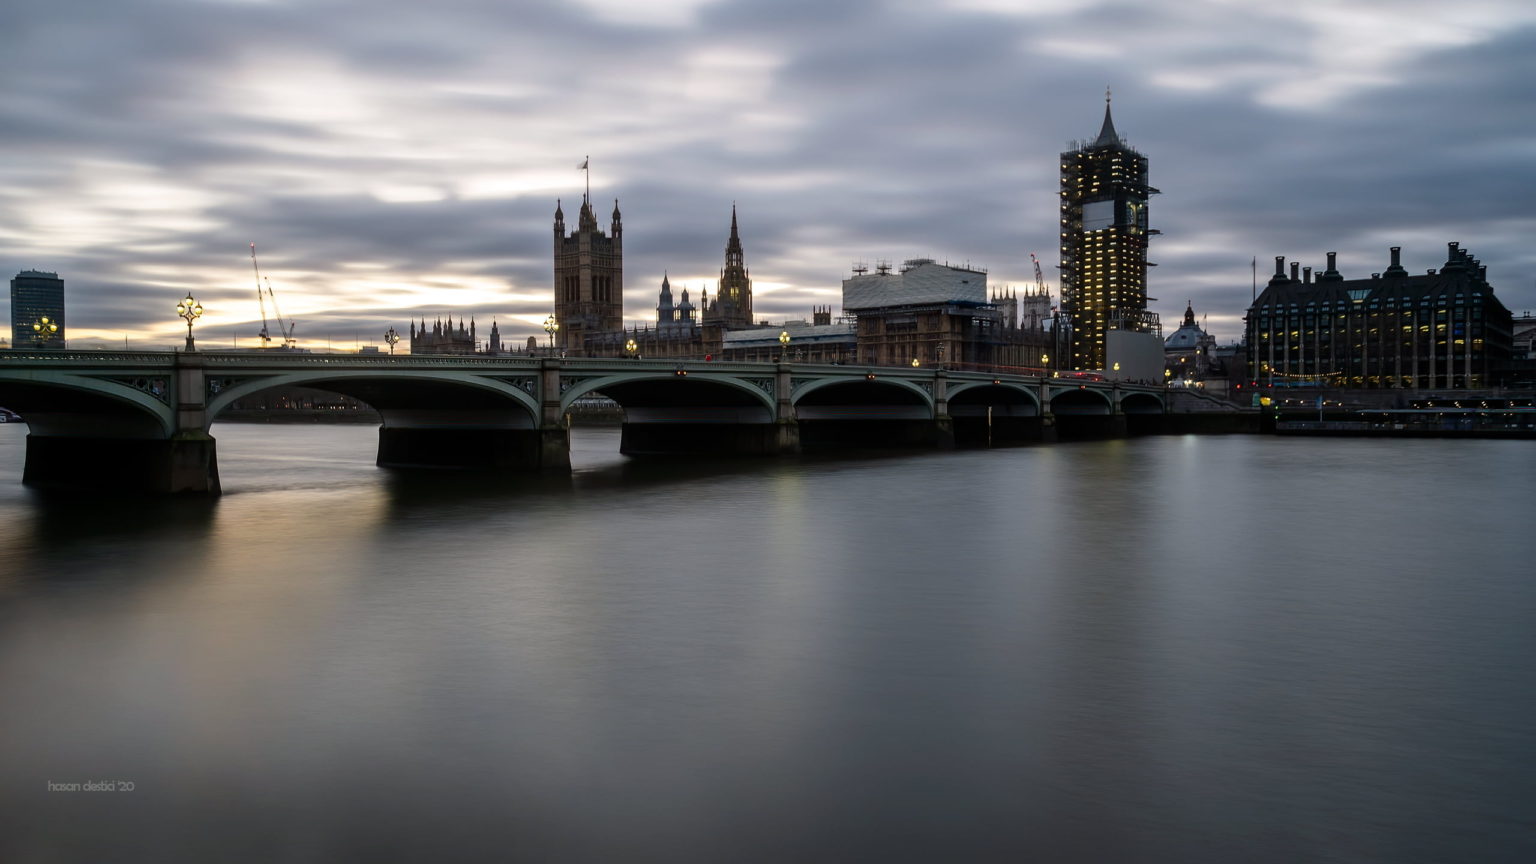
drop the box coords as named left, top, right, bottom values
left=3, top=0, right=1535, bottom=351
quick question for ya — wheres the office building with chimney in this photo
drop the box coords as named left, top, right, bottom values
left=1245, top=244, right=1513, bottom=389
left=1059, top=94, right=1159, bottom=371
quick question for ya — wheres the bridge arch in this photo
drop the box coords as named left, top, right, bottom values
left=558, top=370, right=776, bottom=420
left=790, top=374, right=941, bottom=450
left=206, top=369, right=542, bottom=430
left=0, top=372, right=174, bottom=437
left=1048, top=386, right=1115, bottom=415
left=945, top=380, right=1041, bottom=414
left=560, top=369, right=782, bottom=457
left=945, top=380, right=1042, bottom=446
left=1120, top=391, right=1165, bottom=414
left=791, top=375, right=935, bottom=414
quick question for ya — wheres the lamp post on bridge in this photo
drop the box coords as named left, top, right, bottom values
left=31, top=317, right=59, bottom=349
left=385, top=327, right=400, bottom=355
left=176, top=293, right=203, bottom=352
left=778, top=330, right=790, bottom=362
left=544, top=315, right=560, bottom=354
left=625, top=337, right=637, bottom=359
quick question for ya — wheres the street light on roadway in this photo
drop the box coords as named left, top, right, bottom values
left=176, top=293, right=203, bottom=352
left=385, top=327, right=400, bottom=355
left=779, top=330, right=790, bottom=362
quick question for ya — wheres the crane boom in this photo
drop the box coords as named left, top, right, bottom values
left=251, top=242, right=271, bottom=347
left=249, top=242, right=297, bottom=349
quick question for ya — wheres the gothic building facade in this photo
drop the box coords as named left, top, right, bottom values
left=559, top=205, right=762, bottom=359
left=700, top=207, right=754, bottom=329
left=410, top=317, right=483, bottom=355
left=553, top=196, right=623, bottom=352
left=1060, top=94, right=1160, bottom=371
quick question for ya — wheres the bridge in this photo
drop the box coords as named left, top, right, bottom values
left=0, top=351, right=1167, bottom=493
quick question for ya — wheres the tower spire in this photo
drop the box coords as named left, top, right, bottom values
left=1094, top=85, right=1121, bottom=147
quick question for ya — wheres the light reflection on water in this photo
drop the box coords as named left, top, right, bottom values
left=0, top=423, right=1533, bottom=862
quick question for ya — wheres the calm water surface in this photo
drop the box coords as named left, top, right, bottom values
left=0, top=423, right=1532, bottom=862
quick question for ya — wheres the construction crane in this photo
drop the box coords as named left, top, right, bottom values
left=250, top=242, right=297, bottom=349
left=1030, top=252, right=1048, bottom=296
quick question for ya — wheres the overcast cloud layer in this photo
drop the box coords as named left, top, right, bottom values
left=4, top=0, right=1535, bottom=350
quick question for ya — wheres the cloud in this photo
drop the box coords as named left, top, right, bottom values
left=2, top=0, right=1534, bottom=352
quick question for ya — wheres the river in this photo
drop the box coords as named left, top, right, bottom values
left=0, top=423, right=1532, bottom=862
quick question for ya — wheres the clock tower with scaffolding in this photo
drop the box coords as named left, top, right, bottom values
left=1059, top=90, right=1160, bottom=371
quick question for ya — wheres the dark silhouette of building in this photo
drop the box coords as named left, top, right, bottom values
left=553, top=196, right=623, bottom=351
left=1245, top=244, right=1513, bottom=389
left=10, top=270, right=65, bottom=349
left=1060, top=92, right=1159, bottom=371
left=654, top=274, right=698, bottom=333
left=410, top=317, right=477, bottom=355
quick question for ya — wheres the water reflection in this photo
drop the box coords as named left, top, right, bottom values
left=0, top=426, right=1533, bottom=862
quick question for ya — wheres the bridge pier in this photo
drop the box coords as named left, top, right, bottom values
left=376, top=426, right=566, bottom=471
left=23, top=432, right=220, bottom=494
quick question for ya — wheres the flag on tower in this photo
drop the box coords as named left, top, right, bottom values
left=578, top=158, right=588, bottom=170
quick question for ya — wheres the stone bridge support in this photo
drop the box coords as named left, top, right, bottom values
left=20, top=352, right=220, bottom=494
left=1038, top=378, right=1058, bottom=442
left=933, top=371, right=955, bottom=449
left=774, top=363, right=801, bottom=455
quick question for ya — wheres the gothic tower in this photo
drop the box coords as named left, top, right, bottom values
left=1059, top=91, right=1159, bottom=371
left=705, top=206, right=754, bottom=330
left=553, top=195, right=623, bottom=351
left=657, top=273, right=675, bottom=325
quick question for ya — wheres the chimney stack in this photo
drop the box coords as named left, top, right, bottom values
left=1383, top=246, right=1407, bottom=278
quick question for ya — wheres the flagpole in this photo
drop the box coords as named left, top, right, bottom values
left=584, top=155, right=590, bottom=204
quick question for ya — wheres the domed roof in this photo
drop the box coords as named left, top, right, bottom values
left=1164, top=325, right=1205, bottom=349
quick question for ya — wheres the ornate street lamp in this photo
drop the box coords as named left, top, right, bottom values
left=176, top=293, right=203, bottom=352
left=543, top=315, right=559, bottom=352
left=625, top=337, right=637, bottom=358
left=31, top=316, right=59, bottom=348
left=385, top=327, right=400, bottom=355
left=911, top=357, right=920, bottom=367
left=778, top=330, right=790, bottom=362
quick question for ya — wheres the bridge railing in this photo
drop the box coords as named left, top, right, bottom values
left=0, top=351, right=175, bottom=364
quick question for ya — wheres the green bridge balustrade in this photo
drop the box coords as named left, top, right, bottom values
left=0, top=351, right=1167, bottom=494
